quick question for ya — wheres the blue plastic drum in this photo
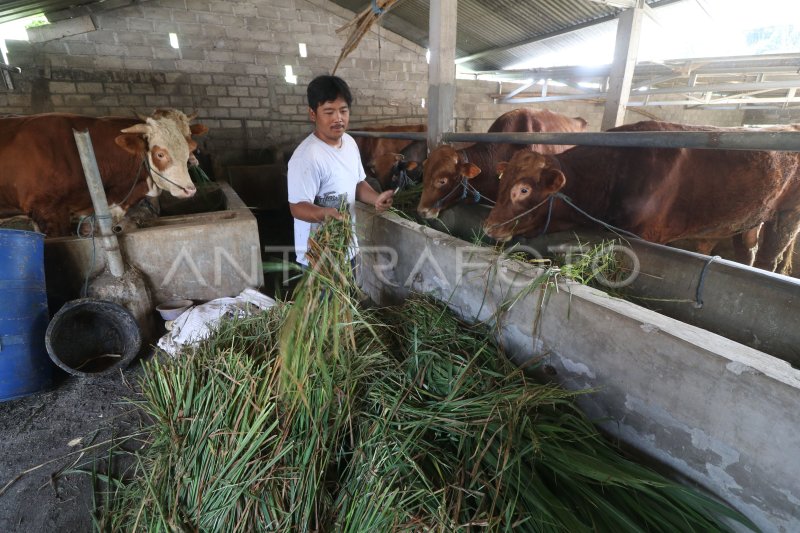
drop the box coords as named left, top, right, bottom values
left=0, top=229, right=54, bottom=401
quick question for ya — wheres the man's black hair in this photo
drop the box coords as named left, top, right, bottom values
left=307, top=75, right=353, bottom=110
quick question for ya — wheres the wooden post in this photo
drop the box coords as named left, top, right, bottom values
left=601, top=1, right=645, bottom=131
left=428, top=0, right=457, bottom=150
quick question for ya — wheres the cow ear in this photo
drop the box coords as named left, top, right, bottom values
left=461, top=163, right=481, bottom=180
left=187, top=139, right=198, bottom=151
left=190, top=123, right=209, bottom=136
left=115, top=133, right=146, bottom=155
left=541, top=168, right=566, bottom=193
left=405, top=161, right=418, bottom=171
left=495, top=161, right=508, bottom=175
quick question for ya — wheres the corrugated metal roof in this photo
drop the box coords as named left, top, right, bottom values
left=330, top=0, right=683, bottom=72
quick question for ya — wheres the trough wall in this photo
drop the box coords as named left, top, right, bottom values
left=1, top=0, right=749, bottom=168
left=356, top=205, right=800, bottom=533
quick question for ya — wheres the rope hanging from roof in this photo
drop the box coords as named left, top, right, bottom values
left=332, top=0, right=405, bottom=74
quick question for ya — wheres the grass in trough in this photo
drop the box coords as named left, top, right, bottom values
left=97, top=215, right=757, bottom=532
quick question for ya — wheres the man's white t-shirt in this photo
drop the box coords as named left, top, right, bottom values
left=287, top=132, right=366, bottom=266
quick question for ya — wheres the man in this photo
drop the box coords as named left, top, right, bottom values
left=287, top=75, right=394, bottom=267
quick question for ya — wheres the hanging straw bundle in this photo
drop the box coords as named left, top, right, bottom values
left=333, top=0, right=405, bottom=74
left=97, top=215, right=757, bottom=532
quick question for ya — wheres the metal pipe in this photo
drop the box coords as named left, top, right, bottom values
left=349, top=130, right=428, bottom=141
left=442, top=130, right=800, bottom=151
left=0, top=64, right=21, bottom=73
left=72, top=129, right=126, bottom=277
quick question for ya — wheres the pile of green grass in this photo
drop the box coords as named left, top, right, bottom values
left=99, top=216, right=756, bottom=532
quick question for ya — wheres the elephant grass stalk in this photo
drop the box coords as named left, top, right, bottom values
left=98, top=216, right=758, bottom=532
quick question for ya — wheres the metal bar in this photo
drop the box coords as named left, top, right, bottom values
left=0, top=64, right=21, bottom=73
left=349, top=130, right=427, bottom=141
left=72, top=129, right=126, bottom=277
left=442, top=131, right=800, bottom=152
left=500, top=79, right=535, bottom=101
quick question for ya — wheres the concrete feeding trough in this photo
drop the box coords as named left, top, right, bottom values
left=356, top=205, right=800, bottom=533
left=44, top=182, right=264, bottom=338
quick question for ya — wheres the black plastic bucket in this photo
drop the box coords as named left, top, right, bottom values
left=45, top=299, right=141, bottom=376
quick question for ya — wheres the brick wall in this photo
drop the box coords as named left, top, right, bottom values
left=1, top=0, right=429, bottom=165
left=0, top=0, right=749, bottom=166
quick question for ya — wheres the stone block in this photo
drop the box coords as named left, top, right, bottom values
left=93, top=13, right=130, bottom=31
left=153, top=47, right=180, bottom=60
left=127, top=45, right=154, bottom=58
left=103, top=82, right=130, bottom=95
left=249, top=87, right=269, bottom=97
left=179, top=48, right=206, bottom=61
left=157, top=0, right=187, bottom=8
left=76, top=82, right=103, bottom=94
left=168, top=95, right=196, bottom=108
left=185, top=0, right=210, bottom=11
left=145, top=95, right=170, bottom=106
left=127, top=18, right=155, bottom=32
left=49, top=81, right=77, bottom=94
left=65, top=42, right=97, bottom=56
left=27, top=16, right=96, bottom=43
left=139, top=6, right=175, bottom=22
left=212, top=74, right=236, bottom=85
left=233, top=3, right=258, bottom=17
left=118, top=94, right=146, bottom=106
left=123, top=58, right=152, bottom=70
left=64, top=94, right=93, bottom=106
left=218, top=96, right=238, bottom=107
left=223, top=87, right=246, bottom=98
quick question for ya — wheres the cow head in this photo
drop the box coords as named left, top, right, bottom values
left=483, top=151, right=566, bottom=241
left=367, top=153, right=420, bottom=191
left=115, top=110, right=208, bottom=198
left=417, top=145, right=481, bottom=219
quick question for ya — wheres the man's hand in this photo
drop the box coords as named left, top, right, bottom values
left=324, top=207, right=345, bottom=221
left=374, top=190, right=394, bottom=212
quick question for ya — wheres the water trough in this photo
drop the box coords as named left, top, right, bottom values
left=356, top=204, right=800, bottom=532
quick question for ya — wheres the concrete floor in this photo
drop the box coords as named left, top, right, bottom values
left=0, top=365, right=144, bottom=532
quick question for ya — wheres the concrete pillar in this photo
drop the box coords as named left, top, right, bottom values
left=428, top=0, right=457, bottom=150
left=601, top=1, right=645, bottom=130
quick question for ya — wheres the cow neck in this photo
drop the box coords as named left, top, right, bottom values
left=550, top=149, right=613, bottom=231
left=458, top=142, right=501, bottom=202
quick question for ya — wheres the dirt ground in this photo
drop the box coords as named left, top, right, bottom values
left=0, top=363, right=145, bottom=532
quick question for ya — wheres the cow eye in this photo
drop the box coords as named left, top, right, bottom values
left=520, top=187, right=529, bottom=194
left=156, top=152, right=165, bottom=159
left=436, top=178, right=448, bottom=187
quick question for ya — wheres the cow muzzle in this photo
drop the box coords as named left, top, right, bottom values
left=483, top=223, right=513, bottom=242
left=417, top=206, right=440, bottom=219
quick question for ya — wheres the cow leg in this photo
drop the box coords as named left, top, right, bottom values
left=28, top=200, right=71, bottom=237
left=692, top=239, right=717, bottom=256
left=754, top=211, right=800, bottom=273
left=776, top=239, right=795, bottom=275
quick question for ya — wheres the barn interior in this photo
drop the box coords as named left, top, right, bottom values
left=1, top=0, right=799, bottom=531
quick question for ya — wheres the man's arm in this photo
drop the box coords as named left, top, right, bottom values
left=356, top=180, right=394, bottom=212
left=289, top=201, right=344, bottom=222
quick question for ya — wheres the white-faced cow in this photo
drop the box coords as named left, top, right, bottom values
left=0, top=109, right=208, bottom=236
left=417, top=109, right=588, bottom=219
left=483, top=121, right=800, bottom=274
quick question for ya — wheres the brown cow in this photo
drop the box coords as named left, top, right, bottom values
left=0, top=109, right=208, bottom=236
left=483, top=121, right=800, bottom=274
left=417, top=109, right=588, bottom=219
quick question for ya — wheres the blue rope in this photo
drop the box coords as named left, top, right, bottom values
left=371, top=0, right=384, bottom=15
left=694, top=255, right=720, bottom=309
left=553, top=192, right=641, bottom=239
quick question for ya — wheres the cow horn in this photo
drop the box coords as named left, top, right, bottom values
left=186, top=110, right=198, bottom=121
left=121, top=123, right=151, bottom=135
left=133, top=109, right=149, bottom=122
